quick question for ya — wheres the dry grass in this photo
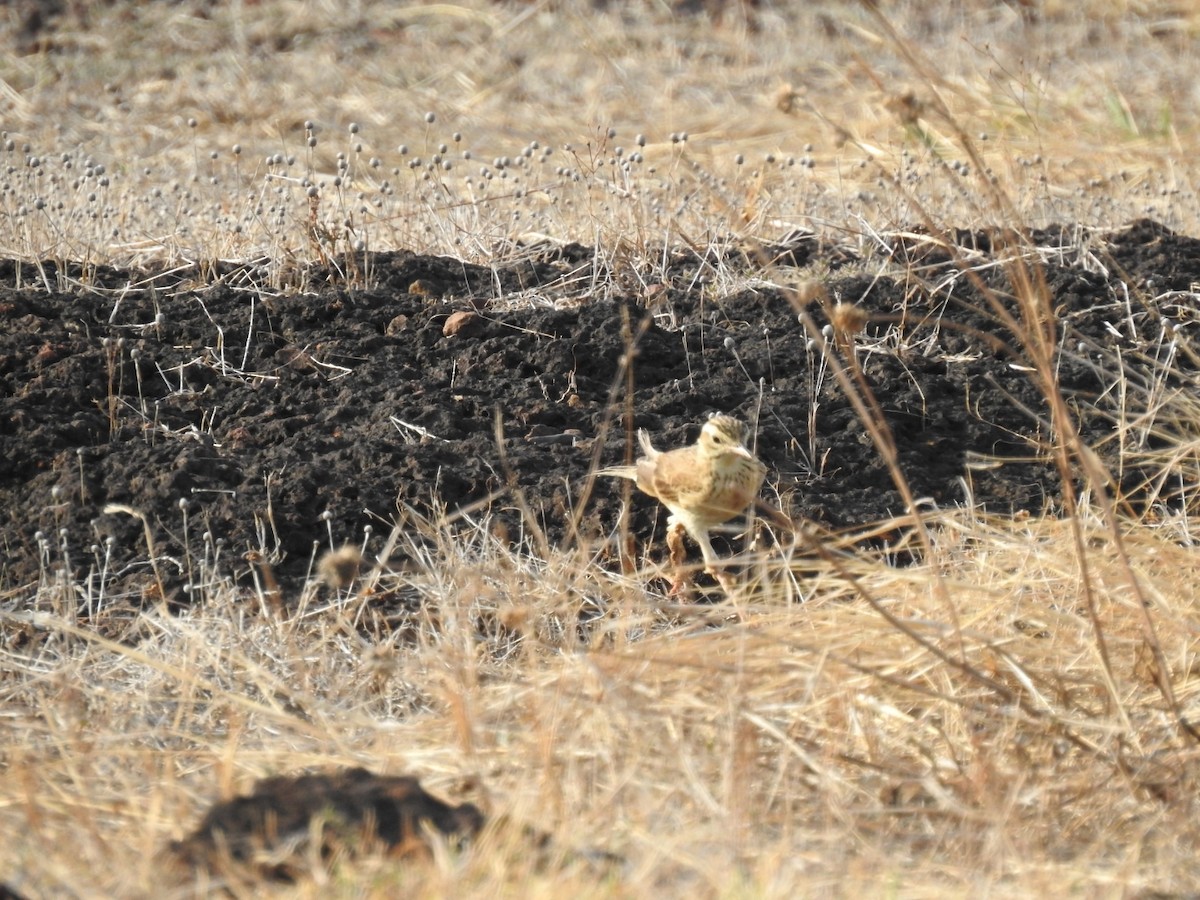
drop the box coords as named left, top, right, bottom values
left=5, top=0, right=1200, bottom=896
left=6, top=506, right=1200, bottom=896
left=4, top=0, right=1200, bottom=274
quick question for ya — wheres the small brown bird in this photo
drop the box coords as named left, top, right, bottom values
left=600, top=414, right=767, bottom=592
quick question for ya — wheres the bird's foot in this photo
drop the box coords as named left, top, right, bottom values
left=667, top=574, right=694, bottom=597
left=706, top=565, right=739, bottom=595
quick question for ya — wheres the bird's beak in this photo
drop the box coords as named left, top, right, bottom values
left=733, top=445, right=753, bottom=459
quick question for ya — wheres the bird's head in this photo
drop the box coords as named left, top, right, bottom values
left=698, top=414, right=753, bottom=459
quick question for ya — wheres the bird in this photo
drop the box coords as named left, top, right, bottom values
left=599, top=414, right=767, bottom=593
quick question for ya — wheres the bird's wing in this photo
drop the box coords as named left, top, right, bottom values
left=640, top=446, right=711, bottom=508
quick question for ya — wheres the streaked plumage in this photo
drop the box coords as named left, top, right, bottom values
left=599, top=414, right=766, bottom=590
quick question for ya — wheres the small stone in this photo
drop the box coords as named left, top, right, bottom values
left=386, top=313, right=409, bottom=335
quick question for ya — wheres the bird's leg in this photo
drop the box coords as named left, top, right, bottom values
left=666, top=521, right=692, bottom=595
left=697, top=531, right=738, bottom=594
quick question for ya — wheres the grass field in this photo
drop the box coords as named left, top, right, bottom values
left=4, top=1, right=1200, bottom=896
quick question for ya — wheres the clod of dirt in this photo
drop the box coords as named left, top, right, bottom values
left=442, top=309, right=481, bottom=337
left=169, top=767, right=484, bottom=882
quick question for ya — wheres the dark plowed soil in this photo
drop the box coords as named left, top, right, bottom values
left=170, top=767, right=484, bottom=880
left=3, top=219, right=1198, bottom=604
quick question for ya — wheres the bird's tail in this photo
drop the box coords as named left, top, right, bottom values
left=598, top=429, right=657, bottom=480
left=636, top=428, right=657, bottom=458
left=596, top=464, right=638, bottom=480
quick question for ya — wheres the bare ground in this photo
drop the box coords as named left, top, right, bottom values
left=3, top=218, right=1197, bottom=607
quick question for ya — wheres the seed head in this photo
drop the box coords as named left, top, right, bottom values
left=318, top=545, right=362, bottom=589
left=831, top=303, right=869, bottom=336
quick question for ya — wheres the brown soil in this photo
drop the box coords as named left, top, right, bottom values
left=2, top=219, right=1196, bottom=603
